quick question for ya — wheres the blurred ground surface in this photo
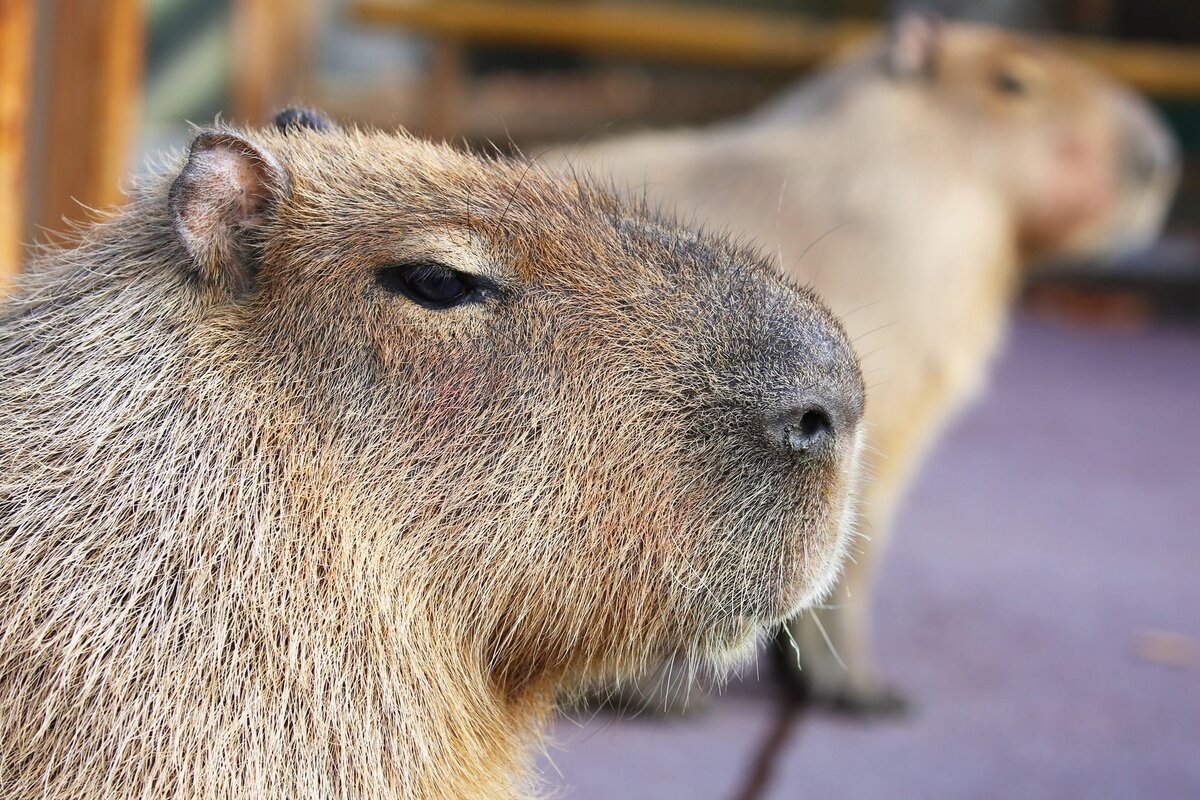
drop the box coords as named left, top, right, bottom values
left=538, top=317, right=1200, bottom=800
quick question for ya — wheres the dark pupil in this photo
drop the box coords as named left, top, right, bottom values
left=409, top=266, right=468, bottom=304
left=377, top=263, right=473, bottom=308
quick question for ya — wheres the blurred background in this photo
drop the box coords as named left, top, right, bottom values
left=1, top=1, right=1197, bottom=798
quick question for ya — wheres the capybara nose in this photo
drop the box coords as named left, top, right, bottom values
left=1117, top=88, right=1181, bottom=188
left=763, top=391, right=856, bottom=460
left=1129, top=132, right=1179, bottom=186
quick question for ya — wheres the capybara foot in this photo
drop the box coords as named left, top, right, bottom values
left=820, top=682, right=912, bottom=718
left=780, top=669, right=911, bottom=718
left=770, top=634, right=911, bottom=719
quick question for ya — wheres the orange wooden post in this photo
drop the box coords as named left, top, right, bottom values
left=231, top=0, right=319, bottom=125
left=37, top=0, right=143, bottom=241
left=0, top=0, right=33, bottom=285
left=231, top=0, right=280, bottom=125
left=426, top=36, right=465, bottom=140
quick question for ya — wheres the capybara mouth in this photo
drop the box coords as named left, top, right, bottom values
left=683, top=411, right=864, bottom=646
left=756, top=514, right=857, bottom=627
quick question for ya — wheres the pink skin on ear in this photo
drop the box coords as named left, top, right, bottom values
left=169, top=132, right=288, bottom=296
left=887, top=10, right=942, bottom=77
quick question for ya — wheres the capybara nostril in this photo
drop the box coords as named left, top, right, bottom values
left=766, top=402, right=838, bottom=458
left=791, top=407, right=834, bottom=453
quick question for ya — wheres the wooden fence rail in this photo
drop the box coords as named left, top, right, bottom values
left=352, top=0, right=1200, bottom=99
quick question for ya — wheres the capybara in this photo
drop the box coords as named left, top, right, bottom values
left=0, top=111, right=865, bottom=799
left=571, top=11, right=1179, bottom=714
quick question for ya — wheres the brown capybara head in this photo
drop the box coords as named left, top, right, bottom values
left=877, top=11, right=1179, bottom=264
left=0, top=114, right=862, bottom=797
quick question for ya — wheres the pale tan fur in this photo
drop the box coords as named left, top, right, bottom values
left=569, top=17, right=1178, bottom=711
left=0, top=119, right=865, bottom=797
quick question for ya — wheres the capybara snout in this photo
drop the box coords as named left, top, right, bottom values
left=743, top=297, right=864, bottom=464
left=1122, top=98, right=1178, bottom=187
left=363, top=178, right=869, bottom=669
left=1113, top=87, right=1180, bottom=252
left=701, top=283, right=863, bottom=469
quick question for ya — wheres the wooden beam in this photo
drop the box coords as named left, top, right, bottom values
left=351, top=0, right=1200, bottom=99
left=0, top=0, right=33, bottom=285
left=38, top=0, right=143, bottom=240
left=1053, top=37, right=1200, bottom=99
left=351, top=0, right=873, bottom=72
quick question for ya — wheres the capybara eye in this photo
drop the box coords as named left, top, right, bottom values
left=992, top=69, right=1029, bottom=96
left=376, top=263, right=477, bottom=309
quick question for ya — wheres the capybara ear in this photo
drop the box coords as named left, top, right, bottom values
left=274, top=107, right=339, bottom=134
left=168, top=130, right=288, bottom=296
left=885, top=6, right=943, bottom=78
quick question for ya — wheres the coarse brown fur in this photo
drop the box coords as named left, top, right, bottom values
left=569, top=15, right=1178, bottom=714
left=0, top=118, right=865, bottom=798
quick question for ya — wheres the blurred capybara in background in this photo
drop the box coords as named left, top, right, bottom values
left=573, top=11, right=1179, bottom=715
left=0, top=111, right=865, bottom=799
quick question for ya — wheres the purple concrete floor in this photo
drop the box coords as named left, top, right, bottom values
left=538, top=318, right=1200, bottom=799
